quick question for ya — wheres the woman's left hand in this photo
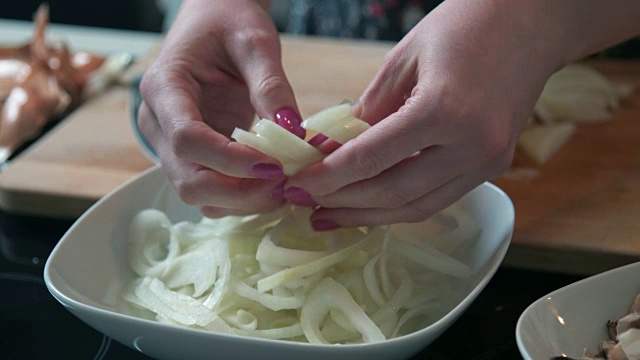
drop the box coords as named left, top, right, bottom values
left=285, top=0, right=565, bottom=230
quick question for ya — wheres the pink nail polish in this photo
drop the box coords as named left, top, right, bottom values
left=252, top=163, right=284, bottom=180
left=312, top=219, right=340, bottom=231
left=284, top=187, right=318, bottom=207
left=271, top=180, right=286, bottom=200
left=307, top=133, right=328, bottom=146
left=275, top=107, right=306, bottom=139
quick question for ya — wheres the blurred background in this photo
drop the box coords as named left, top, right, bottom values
left=2, top=0, right=639, bottom=58
left=1, top=0, right=289, bottom=34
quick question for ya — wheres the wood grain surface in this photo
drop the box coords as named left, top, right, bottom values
left=497, top=61, right=640, bottom=274
left=0, top=35, right=639, bottom=275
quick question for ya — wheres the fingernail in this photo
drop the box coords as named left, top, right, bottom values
left=307, top=133, right=328, bottom=146
left=252, top=163, right=284, bottom=180
left=284, top=187, right=318, bottom=207
left=312, top=219, right=340, bottom=232
left=271, top=180, right=286, bottom=200
left=275, top=107, right=306, bottom=139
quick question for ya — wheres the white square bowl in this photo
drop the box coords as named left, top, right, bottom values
left=45, top=166, right=514, bottom=360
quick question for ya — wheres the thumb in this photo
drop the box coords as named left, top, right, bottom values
left=228, top=30, right=304, bottom=138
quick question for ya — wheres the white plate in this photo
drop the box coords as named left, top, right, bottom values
left=45, top=166, right=514, bottom=360
left=517, top=261, right=640, bottom=360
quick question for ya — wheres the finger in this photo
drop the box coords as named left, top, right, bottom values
left=139, top=71, right=283, bottom=179
left=309, top=171, right=488, bottom=229
left=314, top=145, right=474, bottom=209
left=287, top=93, right=440, bottom=197
left=353, top=45, right=418, bottom=126
left=226, top=28, right=303, bottom=134
left=142, top=103, right=285, bottom=210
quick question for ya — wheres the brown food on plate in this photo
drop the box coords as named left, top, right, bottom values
left=552, top=292, right=640, bottom=360
left=0, top=5, right=106, bottom=163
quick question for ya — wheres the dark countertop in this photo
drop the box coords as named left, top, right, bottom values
left=0, top=208, right=584, bottom=360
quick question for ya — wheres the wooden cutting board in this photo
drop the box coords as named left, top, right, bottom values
left=496, top=61, right=640, bottom=275
left=0, top=35, right=639, bottom=275
left=0, top=36, right=392, bottom=218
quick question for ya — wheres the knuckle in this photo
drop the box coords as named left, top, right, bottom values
left=138, top=73, right=154, bottom=101
left=254, top=74, right=289, bottom=100
left=140, top=66, right=186, bottom=103
left=379, top=185, right=414, bottom=208
left=236, top=29, right=273, bottom=49
left=169, top=123, right=196, bottom=159
left=174, top=178, right=200, bottom=206
left=215, top=148, right=235, bottom=174
left=350, top=140, right=388, bottom=179
left=381, top=48, right=405, bottom=72
left=139, top=67, right=164, bottom=102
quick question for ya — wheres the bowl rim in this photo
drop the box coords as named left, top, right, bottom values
left=44, top=167, right=514, bottom=349
left=515, top=260, right=640, bottom=359
left=128, top=75, right=160, bottom=165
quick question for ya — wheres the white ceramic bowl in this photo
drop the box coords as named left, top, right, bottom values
left=45, top=166, right=514, bottom=360
left=517, top=261, right=640, bottom=360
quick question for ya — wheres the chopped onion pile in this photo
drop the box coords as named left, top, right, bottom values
left=231, top=103, right=369, bottom=175
left=534, top=64, right=633, bottom=125
left=123, top=205, right=481, bottom=344
left=519, top=64, right=634, bottom=165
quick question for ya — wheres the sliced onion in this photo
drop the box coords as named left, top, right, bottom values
left=301, top=104, right=370, bottom=145
left=201, top=240, right=231, bottom=310
left=128, top=209, right=178, bottom=278
left=256, top=231, right=327, bottom=267
left=125, top=201, right=481, bottom=344
left=534, top=64, right=628, bottom=124
left=309, top=115, right=371, bottom=144
left=134, top=277, right=219, bottom=327
left=221, top=309, right=258, bottom=331
left=391, top=301, right=440, bottom=338
left=364, top=253, right=386, bottom=307
left=301, top=103, right=352, bottom=130
left=518, top=123, right=576, bottom=164
left=232, top=280, right=304, bottom=311
left=160, top=240, right=227, bottom=298
left=236, top=323, right=304, bottom=340
left=389, top=238, right=471, bottom=278
left=320, top=317, right=360, bottom=343
left=253, top=119, right=323, bottom=162
left=232, top=123, right=323, bottom=176
left=257, top=228, right=382, bottom=292
left=300, top=278, right=385, bottom=344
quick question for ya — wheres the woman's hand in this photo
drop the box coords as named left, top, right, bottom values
left=285, top=0, right=567, bottom=230
left=138, top=0, right=298, bottom=217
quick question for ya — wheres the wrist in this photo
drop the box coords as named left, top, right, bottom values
left=484, top=0, right=570, bottom=74
left=494, top=0, right=640, bottom=68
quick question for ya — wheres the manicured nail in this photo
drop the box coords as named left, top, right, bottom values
left=251, top=163, right=284, bottom=180
left=275, top=107, right=306, bottom=139
left=312, top=219, right=340, bottom=232
left=284, top=187, right=318, bottom=207
left=307, top=133, right=328, bottom=146
left=271, top=180, right=286, bottom=200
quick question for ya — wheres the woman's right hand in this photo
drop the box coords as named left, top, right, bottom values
left=138, top=0, right=299, bottom=218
